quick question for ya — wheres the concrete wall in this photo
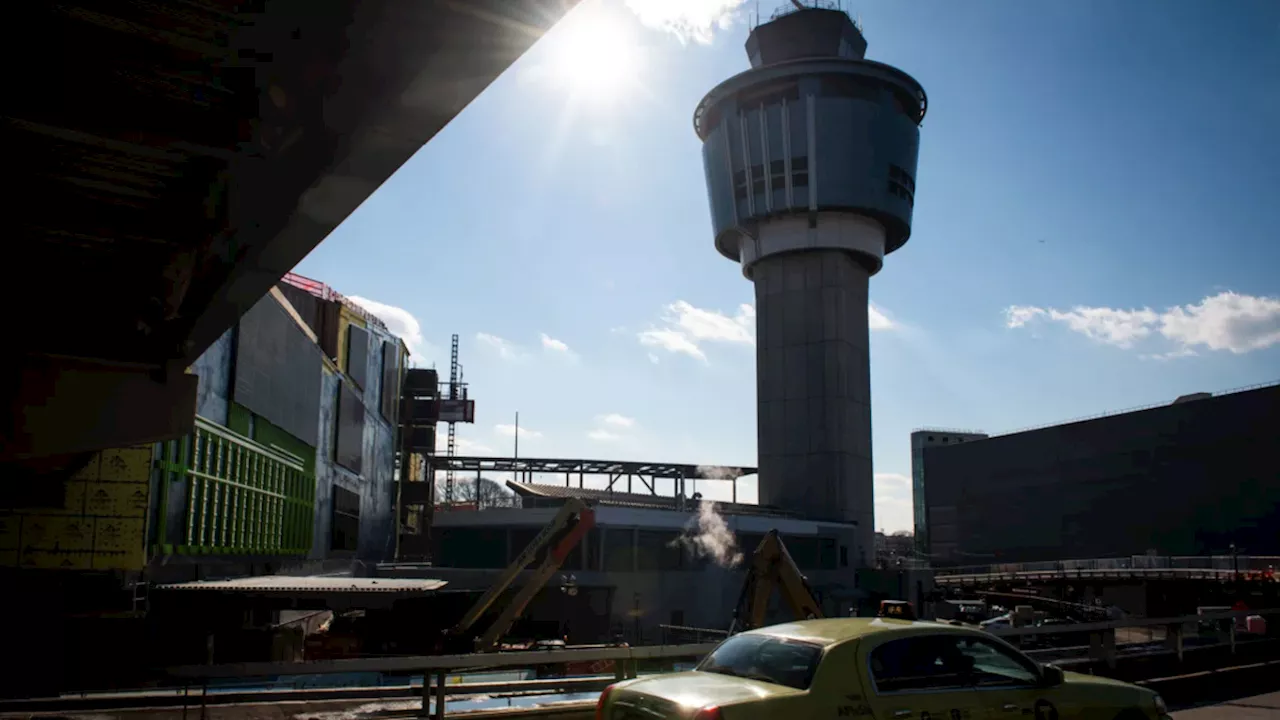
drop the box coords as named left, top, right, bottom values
left=926, top=385, right=1280, bottom=564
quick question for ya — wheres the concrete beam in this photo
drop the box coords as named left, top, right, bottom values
left=1, top=355, right=196, bottom=461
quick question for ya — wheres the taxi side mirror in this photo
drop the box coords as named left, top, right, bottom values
left=1040, top=664, right=1064, bottom=687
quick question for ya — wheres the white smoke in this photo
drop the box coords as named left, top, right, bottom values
left=671, top=501, right=743, bottom=568
left=696, top=465, right=739, bottom=481
left=623, top=0, right=750, bottom=44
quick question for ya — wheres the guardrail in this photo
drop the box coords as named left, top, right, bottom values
left=986, top=608, right=1279, bottom=669
left=165, top=643, right=717, bottom=720
left=5, top=611, right=1277, bottom=718
left=936, top=555, right=1280, bottom=583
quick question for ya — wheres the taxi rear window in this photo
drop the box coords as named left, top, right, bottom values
left=696, top=634, right=822, bottom=690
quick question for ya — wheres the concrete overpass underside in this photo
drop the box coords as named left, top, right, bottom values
left=2, top=0, right=579, bottom=471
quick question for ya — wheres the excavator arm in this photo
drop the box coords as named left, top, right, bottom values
left=729, top=530, right=823, bottom=634
left=446, top=497, right=596, bottom=652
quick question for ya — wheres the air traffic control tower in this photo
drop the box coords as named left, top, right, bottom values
left=693, top=2, right=926, bottom=564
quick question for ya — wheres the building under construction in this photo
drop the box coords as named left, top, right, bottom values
left=0, top=272, right=462, bottom=695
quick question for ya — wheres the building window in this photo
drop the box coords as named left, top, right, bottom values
left=770, top=159, right=786, bottom=195
left=840, top=545, right=849, bottom=567
left=331, top=485, right=360, bottom=553
left=750, top=164, right=766, bottom=196
left=820, top=538, right=837, bottom=570
left=604, top=528, right=634, bottom=572
left=792, top=156, right=809, bottom=188
left=733, top=169, right=748, bottom=202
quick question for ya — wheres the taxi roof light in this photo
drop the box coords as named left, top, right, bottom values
left=693, top=705, right=722, bottom=720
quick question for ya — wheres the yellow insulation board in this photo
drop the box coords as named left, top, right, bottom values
left=0, top=446, right=152, bottom=571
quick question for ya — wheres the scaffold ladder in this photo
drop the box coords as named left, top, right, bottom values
left=444, top=333, right=459, bottom=504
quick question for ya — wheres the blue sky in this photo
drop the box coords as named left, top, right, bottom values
left=296, top=0, right=1280, bottom=532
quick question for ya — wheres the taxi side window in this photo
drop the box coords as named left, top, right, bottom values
left=868, top=636, right=974, bottom=693
left=951, top=637, right=1039, bottom=687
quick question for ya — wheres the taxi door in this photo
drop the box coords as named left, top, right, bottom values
left=946, top=634, right=1070, bottom=720
left=860, top=633, right=988, bottom=720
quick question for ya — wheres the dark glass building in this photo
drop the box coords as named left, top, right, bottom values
left=924, top=384, right=1280, bottom=565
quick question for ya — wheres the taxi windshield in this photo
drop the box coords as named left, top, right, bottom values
left=696, top=633, right=823, bottom=690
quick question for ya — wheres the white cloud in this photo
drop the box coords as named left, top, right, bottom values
left=587, top=428, right=621, bottom=442
left=1158, top=292, right=1280, bottom=353
left=541, top=333, right=571, bottom=353
left=639, top=327, right=709, bottom=362
left=873, top=473, right=914, bottom=535
left=623, top=0, right=747, bottom=44
left=598, top=413, right=635, bottom=428
left=869, top=304, right=894, bottom=331
left=495, top=423, right=542, bottom=439
left=347, top=296, right=430, bottom=364
left=638, top=300, right=753, bottom=363
left=640, top=300, right=897, bottom=362
left=1006, top=292, right=1280, bottom=356
left=1140, top=348, right=1199, bottom=362
left=648, top=353, right=661, bottom=364
left=436, top=435, right=495, bottom=455
left=540, top=333, right=580, bottom=362
left=476, top=332, right=524, bottom=361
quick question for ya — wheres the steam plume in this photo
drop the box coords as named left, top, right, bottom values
left=696, top=465, right=739, bottom=480
left=672, top=501, right=743, bottom=568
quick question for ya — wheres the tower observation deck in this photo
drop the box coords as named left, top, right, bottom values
left=693, top=4, right=926, bottom=564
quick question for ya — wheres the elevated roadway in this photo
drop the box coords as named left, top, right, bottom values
left=2, top=0, right=580, bottom=468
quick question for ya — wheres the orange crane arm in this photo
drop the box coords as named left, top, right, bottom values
left=446, top=497, right=595, bottom=652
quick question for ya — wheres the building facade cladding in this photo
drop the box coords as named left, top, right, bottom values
left=908, top=430, right=988, bottom=556
left=182, top=288, right=407, bottom=569
left=924, top=385, right=1280, bottom=566
left=427, top=504, right=864, bottom=639
left=312, top=308, right=404, bottom=565
left=190, top=328, right=234, bottom=426
left=695, top=9, right=925, bottom=564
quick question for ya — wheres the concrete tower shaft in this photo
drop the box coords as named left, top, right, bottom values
left=694, top=6, right=926, bottom=564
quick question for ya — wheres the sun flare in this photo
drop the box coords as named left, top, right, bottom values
left=546, top=3, right=643, bottom=105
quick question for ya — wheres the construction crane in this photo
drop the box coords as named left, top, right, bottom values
left=728, top=530, right=824, bottom=635
left=443, top=497, right=596, bottom=653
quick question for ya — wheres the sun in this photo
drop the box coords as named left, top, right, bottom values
left=545, top=2, right=643, bottom=105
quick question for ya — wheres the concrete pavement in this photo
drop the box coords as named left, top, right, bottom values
left=1173, top=691, right=1280, bottom=718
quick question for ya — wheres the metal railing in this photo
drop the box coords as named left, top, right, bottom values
left=936, top=555, right=1280, bottom=580
left=6, top=612, right=1277, bottom=716
left=165, top=643, right=717, bottom=719
left=154, top=417, right=315, bottom=556
left=988, top=608, right=1280, bottom=669
left=995, top=379, right=1279, bottom=437
left=659, top=624, right=730, bottom=645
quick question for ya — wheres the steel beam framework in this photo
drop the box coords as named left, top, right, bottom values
left=436, top=456, right=757, bottom=496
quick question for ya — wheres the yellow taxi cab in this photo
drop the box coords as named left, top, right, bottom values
left=596, top=618, right=1171, bottom=720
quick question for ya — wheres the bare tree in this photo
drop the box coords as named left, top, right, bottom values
left=437, top=476, right=521, bottom=508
